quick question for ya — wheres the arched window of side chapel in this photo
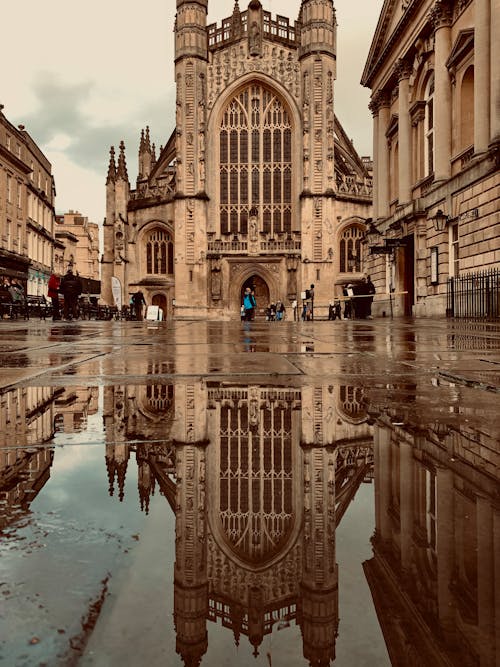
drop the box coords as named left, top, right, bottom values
left=145, top=228, right=174, bottom=276
left=219, top=84, right=293, bottom=237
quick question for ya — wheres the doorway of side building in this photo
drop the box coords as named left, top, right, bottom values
left=152, top=293, right=167, bottom=320
left=241, top=275, right=270, bottom=318
left=402, top=235, right=415, bottom=316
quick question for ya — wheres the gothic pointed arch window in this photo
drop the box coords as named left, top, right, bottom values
left=219, top=84, right=293, bottom=236
left=218, top=387, right=295, bottom=563
left=145, top=228, right=174, bottom=276
left=339, top=225, right=364, bottom=273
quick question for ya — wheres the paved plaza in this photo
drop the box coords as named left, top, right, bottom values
left=0, top=317, right=499, bottom=666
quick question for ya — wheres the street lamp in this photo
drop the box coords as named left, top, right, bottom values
left=430, top=209, right=449, bottom=232
left=364, top=219, right=381, bottom=246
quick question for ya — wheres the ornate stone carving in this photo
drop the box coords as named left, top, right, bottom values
left=429, top=0, right=453, bottom=30
left=394, top=58, right=413, bottom=82
left=207, top=44, right=300, bottom=110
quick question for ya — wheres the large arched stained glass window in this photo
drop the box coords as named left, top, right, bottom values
left=145, top=228, right=174, bottom=276
left=219, top=84, right=292, bottom=237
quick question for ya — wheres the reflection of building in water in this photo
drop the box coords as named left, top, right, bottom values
left=54, top=387, right=98, bottom=433
left=172, top=381, right=373, bottom=665
left=364, top=414, right=500, bottom=667
left=0, top=386, right=62, bottom=531
left=101, top=379, right=374, bottom=664
left=103, top=370, right=175, bottom=507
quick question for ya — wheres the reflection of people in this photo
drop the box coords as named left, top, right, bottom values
left=132, top=291, right=147, bottom=321
left=48, top=273, right=61, bottom=321
left=59, top=269, right=82, bottom=320
left=365, top=275, right=376, bottom=319
left=243, top=287, right=256, bottom=321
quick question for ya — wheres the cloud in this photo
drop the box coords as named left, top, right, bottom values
left=22, top=72, right=176, bottom=180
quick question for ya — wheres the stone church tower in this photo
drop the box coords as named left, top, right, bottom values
left=103, top=0, right=372, bottom=319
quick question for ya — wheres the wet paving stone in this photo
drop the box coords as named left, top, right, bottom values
left=0, top=318, right=499, bottom=666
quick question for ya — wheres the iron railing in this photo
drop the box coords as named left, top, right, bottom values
left=447, top=268, right=500, bottom=318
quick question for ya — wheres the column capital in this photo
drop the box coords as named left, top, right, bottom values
left=369, top=89, right=391, bottom=115
left=429, top=0, right=453, bottom=31
left=394, top=58, right=413, bottom=82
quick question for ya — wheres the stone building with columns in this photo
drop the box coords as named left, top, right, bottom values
left=362, top=0, right=499, bottom=317
left=102, top=0, right=373, bottom=320
left=365, top=410, right=499, bottom=666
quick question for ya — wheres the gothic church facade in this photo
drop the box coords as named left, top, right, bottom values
left=103, top=0, right=372, bottom=319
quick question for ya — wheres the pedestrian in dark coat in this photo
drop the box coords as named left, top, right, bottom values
left=59, top=269, right=82, bottom=320
left=48, top=273, right=61, bottom=320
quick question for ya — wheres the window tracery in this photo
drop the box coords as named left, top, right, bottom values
left=219, top=84, right=292, bottom=237
left=145, top=228, right=174, bottom=275
left=339, top=226, right=364, bottom=273
left=218, top=390, right=294, bottom=562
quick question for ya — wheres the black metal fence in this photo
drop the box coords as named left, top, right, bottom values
left=447, top=268, right=500, bottom=318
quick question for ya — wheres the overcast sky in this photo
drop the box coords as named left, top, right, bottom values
left=1, top=0, right=383, bottom=224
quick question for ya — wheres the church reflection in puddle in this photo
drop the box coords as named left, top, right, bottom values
left=102, top=380, right=373, bottom=665
left=0, top=377, right=499, bottom=666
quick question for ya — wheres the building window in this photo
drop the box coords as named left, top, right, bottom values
left=219, top=84, right=292, bottom=236
left=450, top=223, right=459, bottom=277
left=6, top=134, right=11, bottom=151
left=145, top=228, right=173, bottom=275
left=6, top=175, right=12, bottom=203
left=16, top=182, right=21, bottom=209
left=460, top=66, right=474, bottom=152
left=424, top=75, right=435, bottom=177
left=339, top=225, right=364, bottom=273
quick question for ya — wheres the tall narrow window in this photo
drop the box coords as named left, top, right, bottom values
left=424, top=75, right=435, bottom=177
left=450, top=223, right=459, bottom=277
left=219, top=84, right=293, bottom=236
left=460, top=66, right=474, bottom=152
left=145, top=228, right=173, bottom=276
left=339, top=226, right=364, bottom=273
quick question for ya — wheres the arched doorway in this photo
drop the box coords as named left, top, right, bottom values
left=152, top=294, right=167, bottom=319
left=241, top=275, right=269, bottom=318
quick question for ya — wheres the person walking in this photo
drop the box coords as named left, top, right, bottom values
left=59, top=268, right=82, bottom=320
left=276, top=301, right=286, bottom=321
left=243, top=287, right=256, bottom=321
left=48, top=273, right=61, bottom=320
left=365, top=275, right=376, bottom=319
left=132, top=291, right=147, bottom=321
left=9, top=279, right=27, bottom=318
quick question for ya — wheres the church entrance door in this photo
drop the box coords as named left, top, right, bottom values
left=152, top=294, right=167, bottom=319
left=241, top=275, right=269, bottom=319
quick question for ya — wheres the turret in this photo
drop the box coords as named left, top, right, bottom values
left=138, top=126, right=153, bottom=182
left=102, top=146, right=117, bottom=305
left=175, top=0, right=208, bottom=62
left=299, top=0, right=337, bottom=60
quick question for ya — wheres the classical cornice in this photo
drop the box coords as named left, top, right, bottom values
left=361, top=0, right=424, bottom=89
left=0, top=143, right=31, bottom=175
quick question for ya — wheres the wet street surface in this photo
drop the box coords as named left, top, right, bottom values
left=0, top=318, right=499, bottom=667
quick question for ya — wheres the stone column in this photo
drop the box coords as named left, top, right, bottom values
left=491, top=0, right=500, bottom=144
left=399, top=441, right=413, bottom=572
left=396, top=59, right=413, bottom=204
left=436, top=465, right=454, bottom=636
left=377, top=92, right=391, bottom=219
left=375, top=424, right=391, bottom=542
left=430, top=1, right=452, bottom=180
left=369, top=98, right=380, bottom=218
left=494, top=507, right=500, bottom=665
left=477, top=497, right=495, bottom=667
left=475, top=0, right=491, bottom=153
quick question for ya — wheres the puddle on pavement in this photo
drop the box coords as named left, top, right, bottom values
left=0, top=376, right=499, bottom=667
